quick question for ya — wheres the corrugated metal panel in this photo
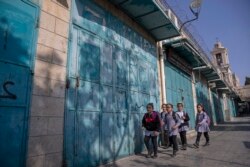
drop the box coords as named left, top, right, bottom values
left=227, top=98, right=237, bottom=117
left=164, top=60, right=195, bottom=129
left=195, top=74, right=210, bottom=109
left=0, top=0, right=39, bottom=167
left=65, top=0, right=160, bottom=166
left=211, top=91, right=224, bottom=123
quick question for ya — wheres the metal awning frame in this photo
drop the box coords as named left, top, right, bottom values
left=109, top=0, right=181, bottom=41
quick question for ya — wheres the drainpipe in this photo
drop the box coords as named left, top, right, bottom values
left=191, top=71, right=198, bottom=115
left=158, top=41, right=167, bottom=104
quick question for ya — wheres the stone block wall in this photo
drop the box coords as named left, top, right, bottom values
left=27, top=0, right=71, bottom=167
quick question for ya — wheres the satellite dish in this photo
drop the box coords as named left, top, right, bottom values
left=190, top=0, right=202, bottom=9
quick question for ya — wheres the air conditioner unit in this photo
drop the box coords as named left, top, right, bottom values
left=208, top=82, right=216, bottom=88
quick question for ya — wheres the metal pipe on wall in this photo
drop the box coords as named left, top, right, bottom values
left=158, top=41, right=167, bottom=104
left=192, top=71, right=198, bottom=115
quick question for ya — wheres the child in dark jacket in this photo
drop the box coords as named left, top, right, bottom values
left=142, top=103, right=161, bottom=158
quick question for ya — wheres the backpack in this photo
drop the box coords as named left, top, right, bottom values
left=203, top=112, right=211, bottom=126
left=172, top=112, right=178, bottom=123
left=162, top=111, right=178, bottom=123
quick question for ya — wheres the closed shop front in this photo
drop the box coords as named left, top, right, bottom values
left=0, top=1, right=39, bottom=166
left=211, top=91, right=224, bottom=123
left=227, top=97, right=237, bottom=117
left=164, top=49, right=195, bottom=129
left=195, top=73, right=214, bottom=122
left=64, top=0, right=160, bottom=166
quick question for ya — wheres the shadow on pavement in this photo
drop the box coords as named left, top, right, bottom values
left=220, top=121, right=250, bottom=125
left=212, top=116, right=250, bottom=131
left=243, top=141, right=250, bottom=149
left=131, top=159, right=188, bottom=167
left=183, top=153, right=250, bottom=167
left=212, top=125, right=250, bottom=131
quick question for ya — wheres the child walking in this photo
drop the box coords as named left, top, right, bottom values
left=160, top=104, right=169, bottom=148
left=163, top=103, right=181, bottom=157
left=193, top=103, right=210, bottom=148
left=142, top=103, right=161, bottom=158
left=176, top=103, right=190, bottom=150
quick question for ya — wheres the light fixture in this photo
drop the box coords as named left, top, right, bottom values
left=179, top=0, right=203, bottom=32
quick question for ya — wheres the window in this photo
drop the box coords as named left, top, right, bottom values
left=216, top=53, right=223, bottom=65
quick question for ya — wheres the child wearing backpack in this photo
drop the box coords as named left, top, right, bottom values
left=176, top=103, right=190, bottom=150
left=160, top=104, right=169, bottom=148
left=163, top=103, right=181, bottom=157
left=193, top=103, right=210, bottom=148
left=142, top=103, right=161, bottom=158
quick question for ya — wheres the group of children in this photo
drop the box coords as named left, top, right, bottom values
left=142, top=102, right=210, bottom=158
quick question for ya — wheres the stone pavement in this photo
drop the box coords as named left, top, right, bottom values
left=102, top=116, right=250, bottom=167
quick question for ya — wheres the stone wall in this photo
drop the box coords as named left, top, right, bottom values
left=27, top=0, right=71, bottom=167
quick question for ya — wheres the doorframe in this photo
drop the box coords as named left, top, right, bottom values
left=22, top=1, right=40, bottom=166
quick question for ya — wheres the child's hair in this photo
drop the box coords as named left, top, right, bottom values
left=197, top=103, right=204, bottom=110
left=177, top=102, right=183, bottom=107
left=166, top=103, right=173, bottom=108
left=147, top=103, right=154, bottom=109
left=162, top=103, right=167, bottom=108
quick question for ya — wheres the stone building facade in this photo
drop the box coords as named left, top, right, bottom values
left=0, top=0, right=239, bottom=167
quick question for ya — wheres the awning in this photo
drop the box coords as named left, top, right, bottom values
left=108, top=0, right=180, bottom=41
left=214, top=80, right=228, bottom=89
left=163, top=38, right=206, bottom=66
left=199, top=68, right=221, bottom=81
left=163, top=37, right=237, bottom=93
left=208, top=78, right=234, bottom=94
left=163, top=37, right=223, bottom=82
